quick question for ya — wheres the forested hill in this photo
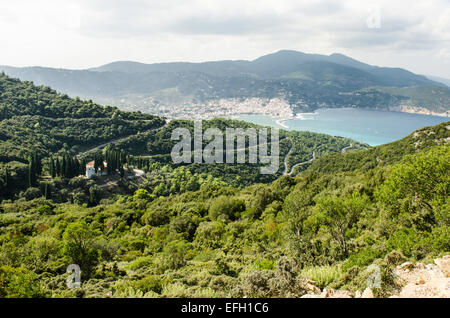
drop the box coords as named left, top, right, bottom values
left=0, top=73, right=165, bottom=162
left=1, top=50, right=449, bottom=116
left=0, top=122, right=447, bottom=298
left=0, top=75, right=448, bottom=298
left=0, top=74, right=369, bottom=201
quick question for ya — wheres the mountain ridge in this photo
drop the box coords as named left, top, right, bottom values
left=1, top=50, right=448, bottom=117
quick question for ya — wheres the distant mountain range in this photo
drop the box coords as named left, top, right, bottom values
left=426, top=75, right=450, bottom=87
left=1, top=50, right=449, bottom=117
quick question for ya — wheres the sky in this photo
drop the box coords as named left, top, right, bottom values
left=0, top=0, right=449, bottom=78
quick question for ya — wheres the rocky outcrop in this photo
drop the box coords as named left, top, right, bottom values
left=434, top=255, right=450, bottom=278
left=300, top=288, right=353, bottom=298
left=392, top=256, right=450, bottom=298
left=300, top=255, right=450, bottom=298
left=302, top=278, right=321, bottom=294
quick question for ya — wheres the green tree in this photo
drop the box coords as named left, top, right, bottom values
left=62, top=222, right=101, bottom=278
left=44, top=183, right=51, bottom=200
left=283, top=188, right=314, bottom=241
left=209, top=195, right=243, bottom=222
left=0, top=266, right=47, bottom=298
left=376, top=146, right=449, bottom=231
left=159, top=240, right=190, bottom=270
left=315, top=192, right=369, bottom=257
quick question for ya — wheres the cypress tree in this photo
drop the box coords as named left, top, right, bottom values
left=99, top=157, right=105, bottom=173
left=28, top=155, right=38, bottom=187
left=56, top=157, right=61, bottom=176
left=4, top=167, right=12, bottom=198
left=28, top=161, right=33, bottom=188
left=94, top=155, right=99, bottom=173
left=49, top=157, right=54, bottom=178
left=44, top=183, right=51, bottom=199
left=80, top=159, right=86, bottom=176
left=74, top=158, right=80, bottom=177
left=61, top=156, right=67, bottom=178
left=34, top=152, right=42, bottom=175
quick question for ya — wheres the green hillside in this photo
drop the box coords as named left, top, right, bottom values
left=0, top=124, right=447, bottom=298
left=308, top=121, right=450, bottom=173
left=0, top=73, right=165, bottom=161
left=369, top=86, right=450, bottom=113
left=0, top=75, right=448, bottom=298
left=0, top=75, right=366, bottom=201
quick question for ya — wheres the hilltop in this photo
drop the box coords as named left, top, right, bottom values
left=1, top=50, right=448, bottom=118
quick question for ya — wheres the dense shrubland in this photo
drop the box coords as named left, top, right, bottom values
left=0, top=75, right=448, bottom=298
left=110, top=117, right=364, bottom=186
left=0, top=141, right=447, bottom=298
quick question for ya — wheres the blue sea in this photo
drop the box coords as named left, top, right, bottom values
left=237, top=108, right=449, bottom=146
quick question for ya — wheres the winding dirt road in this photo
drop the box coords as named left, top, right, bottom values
left=77, top=119, right=170, bottom=157
left=283, top=142, right=352, bottom=176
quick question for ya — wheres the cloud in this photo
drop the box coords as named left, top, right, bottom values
left=0, top=0, right=449, bottom=77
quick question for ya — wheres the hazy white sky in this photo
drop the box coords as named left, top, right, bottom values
left=0, top=0, right=449, bottom=77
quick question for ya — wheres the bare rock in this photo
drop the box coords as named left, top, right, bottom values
left=303, top=279, right=321, bottom=294
left=329, top=290, right=353, bottom=298
left=399, top=281, right=449, bottom=298
left=416, top=277, right=426, bottom=285
left=362, top=288, right=374, bottom=298
left=320, top=288, right=330, bottom=298
left=394, top=255, right=450, bottom=298
left=435, top=256, right=450, bottom=278
left=415, top=263, right=426, bottom=270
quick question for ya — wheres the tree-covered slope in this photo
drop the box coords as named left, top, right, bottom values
left=0, top=73, right=165, bottom=162
left=0, top=75, right=368, bottom=200
left=366, top=86, right=450, bottom=113
left=0, top=74, right=447, bottom=298
left=307, top=121, right=449, bottom=173
left=0, top=124, right=447, bottom=298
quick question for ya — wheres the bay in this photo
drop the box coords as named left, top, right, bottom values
left=237, top=108, right=449, bottom=146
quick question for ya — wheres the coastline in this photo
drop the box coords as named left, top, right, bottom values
left=389, top=106, right=450, bottom=118
left=275, top=117, right=292, bottom=129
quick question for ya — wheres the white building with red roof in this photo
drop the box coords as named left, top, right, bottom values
left=86, top=161, right=108, bottom=178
